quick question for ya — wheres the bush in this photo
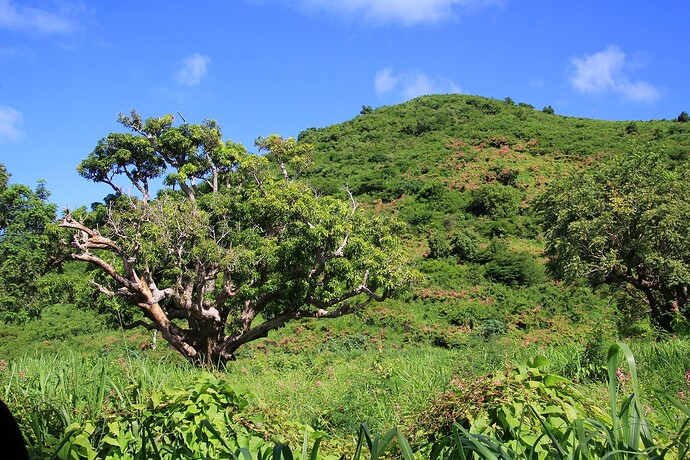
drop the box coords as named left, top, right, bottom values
left=625, top=121, right=639, bottom=135
left=468, top=184, right=522, bottom=218
left=450, top=229, right=481, bottom=262
left=489, top=166, right=520, bottom=187
left=480, top=319, right=506, bottom=337
left=419, top=344, right=689, bottom=460
left=427, top=231, right=452, bottom=259
left=415, top=356, right=597, bottom=457
left=485, top=249, right=544, bottom=286
left=439, top=301, right=500, bottom=329
left=51, top=373, right=281, bottom=459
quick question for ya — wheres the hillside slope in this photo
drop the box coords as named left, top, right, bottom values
left=300, top=94, right=688, bottom=205
left=293, top=94, right=690, bottom=344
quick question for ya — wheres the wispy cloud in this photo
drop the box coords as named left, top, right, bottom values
left=570, top=45, right=659, bottom=103
left=374, top=67, right=398, bottom=95
left=0, top=44, right=29, bottom=60
left=375, top=67, right=460, bottom=101
left=0, top=105, right=23, bottom=141
left=293, top=0, right=505, bottom=26
left=175, top=53, right=211, bottom=87
left=0, top=0, right=78, bottom=35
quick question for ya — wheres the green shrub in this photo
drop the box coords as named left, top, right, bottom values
left=449, top=229, right=481, bottom=262
left=480, top=319, right=506, bottom=337
left=416, top=355, right=598, bottom=457
left=439, top=301, right=501, bottom=329
left=416, top=258, right=472, bottom=288
left=473, top=216, right=539, bottom=239
left=54, top=373, right=278, bottom=459
left=427, top=231, right=452, bottom=259
left=325, top=333, right=369, bottom=352
left=468, top=184, right=522, bottom=218
left=490, top=166, right=520, bottom=187
left=485, top=249, right=544, bottom=286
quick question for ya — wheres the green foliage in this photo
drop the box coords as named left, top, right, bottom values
left=484, top=248, right=544, bottom=287
left=47, top=373, right=276, bottom=459
left=427, top=231, right=453, bottom=260
left=449, top=229, right=481, bottom=263
left=535, top=149, right=690, bottom=333
left=302, top=94, right=690, bottom=204
left=480, top=319, right=506, bottom=337
left=419, top=344, right=690, bottom=459
left=489, top=166, right=520, bottom=187
left=0, top=303, right=107, bottom=357
left=625, top=121, right=639, bottom=135
left=7, top=333, right=690, bottom=459
left=0, top=165, right=63, bottom=323
left=417, top=355, right=598, bottom=456
left=63, top=113, right=413, bottom=364
left=469, top=185, right=523, bottom=219
left=360, top=105, right=373, bottom=115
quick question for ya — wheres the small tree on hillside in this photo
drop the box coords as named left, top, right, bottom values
left=534, top=150, right=690, bottom=333
left=60, top=112, right=411, bottom=365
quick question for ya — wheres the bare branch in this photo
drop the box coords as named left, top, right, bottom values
left=343, top=185, right=359, bottom=216
left=71, top=251, right=138, bottom=293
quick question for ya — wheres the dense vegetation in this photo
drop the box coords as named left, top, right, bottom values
left=3, top=94, right=690, bottom=458
left=59, top=113, right=411, bottom=365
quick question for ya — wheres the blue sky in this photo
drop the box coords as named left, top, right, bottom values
left=1, top=0, right=688, bottom=209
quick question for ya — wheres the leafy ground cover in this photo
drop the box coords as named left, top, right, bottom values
left=4, top=330, right=690, bottom=458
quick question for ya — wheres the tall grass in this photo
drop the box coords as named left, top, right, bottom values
left=223, top=345, right=488, bottom=435
left=1, top=351, right=196, bottom=457
left=5, top=340, right=690, bottom=458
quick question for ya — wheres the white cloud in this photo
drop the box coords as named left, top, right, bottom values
left=175, top=53, right=211, bottom=87
left=294, top=0, right=504, bottom=26
left=375, top=68, right=460, bottom=101
left=618, top=81, right=659, bottom=103
left=0, top=105, right=23, bottom=141
left=374, top=67, right=398, bottom=95
left=570, top=45, right=659, bottom=103
left=0, top=0, right=77, bottom=35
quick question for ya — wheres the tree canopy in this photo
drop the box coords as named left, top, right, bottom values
left=535, top=149, right=690, bottom=332
left=0, top=163, right=61, bottom=322
left=61, top=112, right=411, bottom=365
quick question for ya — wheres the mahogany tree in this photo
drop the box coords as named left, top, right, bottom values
left=61, top=111, right=410, bottom=365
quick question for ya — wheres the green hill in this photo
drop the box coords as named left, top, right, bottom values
left=301, top=94, right=688, bottom=204
left=293, top=94, right=690, bottom=345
